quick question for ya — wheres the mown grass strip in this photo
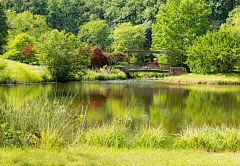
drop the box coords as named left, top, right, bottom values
left=164, top=73, right=240, bottom=85
left=0, top=146, right=240, bottom=166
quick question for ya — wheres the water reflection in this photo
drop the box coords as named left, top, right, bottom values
left=0, top=81, right=240, bottom=134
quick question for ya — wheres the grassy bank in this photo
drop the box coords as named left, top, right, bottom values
left=0, top=58, right=170, bottom=83
left=0, top=58, right=49, bottom=84
left=1, top=146, right=240, bottom=166
left=164, top=73, right=240, bottom=85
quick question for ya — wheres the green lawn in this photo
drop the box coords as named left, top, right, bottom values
left=2, top=58, right=43, bottom=70
left=164, top=73, right=240, bottom=84
left=0, top=146, right=239, bottom=166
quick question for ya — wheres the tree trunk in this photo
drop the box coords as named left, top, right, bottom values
left=181, top=42, right=183, bottom=67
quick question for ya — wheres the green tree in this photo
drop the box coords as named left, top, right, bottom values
left=186, top=28, right=240, bottom=74
left=152, top=0, right=211, bottom=67
left=4, top=33, right=34, bottom=62
left=39, top=29, right=87, bottom=82
left=47, top=0, right=88, bottom=35
left=6, top=10, right=50, bottom=41
left=111, top=22, right=146, bottom=51
left=0, top=2, right=9, bottom=54
left=78, top=20, right=110, bottom=51
left=205, top=0, right=240, bottom=28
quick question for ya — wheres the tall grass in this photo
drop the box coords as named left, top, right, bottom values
left=1, top=92, right=240, bottom=152
left=130, top=72, right=168, bottom=79
left=76, top=116, right=167, bottom=148
left=0, top=94, right=82, bottom=148
left=86, top=69, right=127, bottom=81
left=175, top=125, right=240, bottom=151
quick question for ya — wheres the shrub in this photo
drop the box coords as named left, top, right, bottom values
left=130, top=72, right=168, bottom=78
left=86, top=70, right=127, bottom=81
left=0, top=59, right=7, bottom=70
left=186, top=28, right=240, bottom=74
left=39, top=30, right=88, bottom=82
left=86, top=47, right=109, bottom=68
left=108, top=51, right=125, bottom=65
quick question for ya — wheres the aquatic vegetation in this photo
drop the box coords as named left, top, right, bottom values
left=175, top=125, right=240, bottom=151
left=86, top=69, right=127, bottom=81
left=76, top=116, right=167, bottom=148
left=130, top=72, right=168, bottom=79
left=0, top=95, right=81, bottom=148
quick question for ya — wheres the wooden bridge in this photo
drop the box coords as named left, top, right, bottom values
left=123, top=50, right=174, bottom=74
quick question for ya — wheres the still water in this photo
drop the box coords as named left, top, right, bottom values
left=1, top=81, right=240, bottom=134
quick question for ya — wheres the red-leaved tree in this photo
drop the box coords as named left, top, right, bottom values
left=86, top=46, right=109, bottom=68
left=20, top=43, right=35, bottom=64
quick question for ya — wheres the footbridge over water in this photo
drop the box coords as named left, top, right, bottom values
left=123, top=50, right=174, bottom=74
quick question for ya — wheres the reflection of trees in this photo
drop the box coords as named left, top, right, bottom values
left=88, top=94, right=107, bottom=111
left=150, top=85, right=240, bottom=134
left=0, top=84, right=47, bottom=106
left=1, top=82, right=240, bottom=135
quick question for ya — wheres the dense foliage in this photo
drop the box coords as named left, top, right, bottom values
left=186, top=28, right=240, bottom=74
left=20, top=43, right=35, bottom=64
left=4, top=33, right=34, bottom=62
left=5, top=10, right=50, bottom=41
left=78, top=20, right=110, bottom=51
left=0, top=0, right=240, bottom=80
left=86, top=46, right=109, bottom=68
left=39, top=30, right=86, bottom=82
left=111, top=22, right=146, bottom=51
left=152, top=0, right=211, bottom=67
left=108, top=51, right=125, bottom=65
left=0, top=2, right=8, bottom=54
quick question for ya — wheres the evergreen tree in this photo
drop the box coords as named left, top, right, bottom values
left=0, top=2, right=9, bottom=54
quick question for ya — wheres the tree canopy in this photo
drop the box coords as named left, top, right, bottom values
left=0, top=2, right=8, bottom=54
left=6, top=10, right=50, bottom=40
left=4, top=33, right=34, bottom=61
left=111, top=22, right=146, bottom=51
left=186, top=28, right=240, bottom=74
left=152, top=0, right=212, bottom=67
left=39, top=30, right=86, bottom=82
left=186, top=9, right=240, bottom=74
left=78, top=20, right=110, bottom=51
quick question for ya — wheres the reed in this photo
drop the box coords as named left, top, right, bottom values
left=1, top=93, right=240, bottom=152
left=175, top=125, right=240, bottom=151
left=0, top=94, right=81, bottom=148
left=76, top=116, right=167, bottom=148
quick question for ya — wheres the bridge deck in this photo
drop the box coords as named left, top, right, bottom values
left=125, top=70, right=169, bottom=73
left=124, top=63, right=170, bottom=73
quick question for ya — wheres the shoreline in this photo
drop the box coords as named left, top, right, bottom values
left=164, top=73, right=240, bottom=85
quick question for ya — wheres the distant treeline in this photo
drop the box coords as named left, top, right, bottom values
left=2, top=0, right=240, bottom=48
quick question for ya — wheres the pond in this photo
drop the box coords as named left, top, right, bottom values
left=1, top=81, right=240, bottom=134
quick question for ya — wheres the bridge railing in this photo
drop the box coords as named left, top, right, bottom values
left=128, top=63, right=170, bottom=71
